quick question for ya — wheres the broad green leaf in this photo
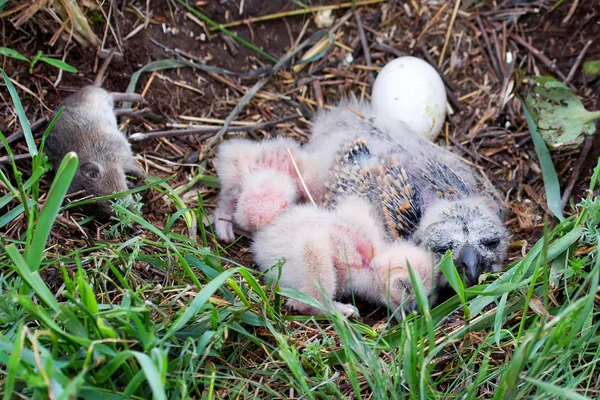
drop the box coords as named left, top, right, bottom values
left=526, top=76, right=600, bottom=150
left=130, top=352, right=167, bottom=400
left=583, top=60, right=600, bottom=81
left=0, top=199, right=35, bottom=229
left=438, top=250, right=470, bottom=319
left=438, top=251, right=466, bottom=303
left=5, top=246, right=60, bottom=310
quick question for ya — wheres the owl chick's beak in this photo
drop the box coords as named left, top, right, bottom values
left=458, top=245, right=481, bottom=286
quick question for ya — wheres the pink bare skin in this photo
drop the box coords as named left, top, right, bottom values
left=252, top=197, right=435, bottom=317
left=213, top=137, right=324, bottom=242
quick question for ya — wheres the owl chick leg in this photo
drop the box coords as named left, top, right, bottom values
left=253, top=215, right=358, bottom=317
left=287, top=238, right=359, bottom=318
left=233, top=170, right=299, bottom=233
left=214, top=190, right=237, bottom=243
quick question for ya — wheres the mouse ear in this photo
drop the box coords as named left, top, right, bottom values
left=81, top=162, right=101, bottom=179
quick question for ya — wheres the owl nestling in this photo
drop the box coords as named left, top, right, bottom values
left=213, top=137, right=326, bottom=242
left=307, top=101, right=509, bottom=292
left=252, top=196, right=435, bottom=317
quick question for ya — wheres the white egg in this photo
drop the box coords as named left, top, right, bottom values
left=371, top=56, right=447, bottom=141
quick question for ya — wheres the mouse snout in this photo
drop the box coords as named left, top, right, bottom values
left=83, top=165, right=132, bottom=218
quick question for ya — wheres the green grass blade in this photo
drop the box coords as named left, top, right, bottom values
left=131, top=352, right=167, bottom=400
left=522, top=99, right=564, bottom=221
left=494, top=292, right=508, bottom=346
left=27, top=152, right=78, bottom=271
left=524, top=377, right=592, bottom=400
left=38, top=57, right=78, bottom=73
left=1, top=70, right=37, bottom=157
left=3, top=325, right=23, bottom=400
left=5, top=245, right=60, bottom=310
left=159, top=267, right=240, bottom=345
left=438, top=251, right=466, bottom=303
left=0, top=47, right=29, bottom=61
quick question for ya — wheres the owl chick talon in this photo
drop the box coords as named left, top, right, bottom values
left=333, top=302, right=360, bottom=318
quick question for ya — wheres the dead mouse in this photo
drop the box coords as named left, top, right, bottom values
left=44, top=50, right=146, bottom=217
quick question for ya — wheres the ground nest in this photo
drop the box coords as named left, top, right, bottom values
left=0, top=0, right=599, bottom=398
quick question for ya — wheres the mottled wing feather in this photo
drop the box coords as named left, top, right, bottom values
left=421, top=159, right=475, bottom=199
left=326, top=138, right=376, bottom=205
left=328, top=138, right=422, bottom=239
left=376, top=156, right=421, bottom=238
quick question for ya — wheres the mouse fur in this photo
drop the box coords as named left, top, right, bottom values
left=45, top=85, right=145, bottom=217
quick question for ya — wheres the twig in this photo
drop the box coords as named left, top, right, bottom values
left=346, top=105, right=366, bottom=119
left=209, top=0, right=385, bottom=30
left=561, top=136, right=593, bottom=210
left=476, top=16, right=503, bottom=82
left=0, top=116, right=50, bottom=151
left=416, top=3, right=448, bottom=42
left=564, top=40, right=593, bottom=85
left=0, top=153, right=31, bottom=164
left=417, top=44, right=464, bottom=112
left=509, top=33, right=569, bottom=82
left=374, top=43, right=409, bottom=58
left=438, top=0, right=461, bottom=68
left=203, top=30, right=331, bottom=154
left=287, top=148, right=316, bottom=207
left=562, top=0, right=579, bottom=24
left=129, top=115, right=300, bottom=142
left=353, top=11, right=372, bottom=68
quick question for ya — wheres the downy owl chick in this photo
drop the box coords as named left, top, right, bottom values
left=307, top=100, right=509, bottom=292
left=213, top=136, right=326, bottom=243
left=252, top=196, right=435, bottom=317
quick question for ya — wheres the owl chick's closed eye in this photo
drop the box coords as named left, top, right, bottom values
left=311, top=100, right=509, bottom=295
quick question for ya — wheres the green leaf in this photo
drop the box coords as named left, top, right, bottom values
left=438, top=251, right=466, bottom=303
left=77, top=265, right=98, bottom=314
left=38, top=56, right=78, bottom=73
left=583, top=60, right=600, bottom=81
left=438, top=250, right=470, bottom=319
left=522, top=100, right=564, bottom=221
left=1, top=70, right=37, bottom=157
left=130, top=352, right=167, bottom=400
left=27, top=152, right=78, bottom=271
left=0, top=47, right=29, bottom=62
left=526, top=76, right=600, bottom=150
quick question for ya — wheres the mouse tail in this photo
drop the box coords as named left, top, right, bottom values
left=94, top=48, right=116, bottom=86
